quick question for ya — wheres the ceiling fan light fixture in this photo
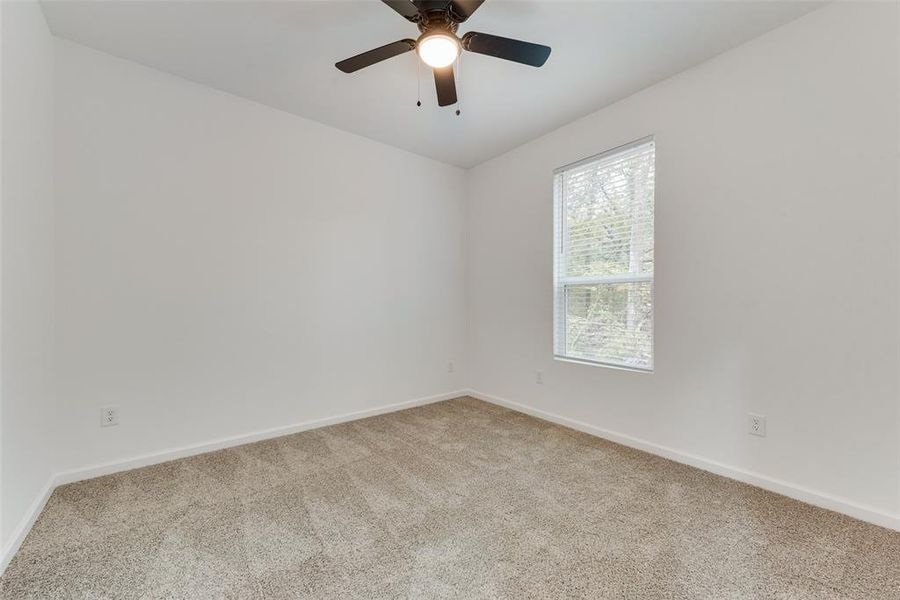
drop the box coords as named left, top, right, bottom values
left=417, top=33, right=459, bottom=68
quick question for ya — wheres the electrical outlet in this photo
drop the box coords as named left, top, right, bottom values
left=748, top=413, right=766, bottom=437
left=447, top=361, right=455, bottom=373
left=536, top=370, right=544, bottom=384
left=101, top=405, right=120, bottom=428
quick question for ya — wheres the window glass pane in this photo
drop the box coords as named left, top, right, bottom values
left=564, top=281, right=653, bottom=370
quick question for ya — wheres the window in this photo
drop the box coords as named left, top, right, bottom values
left=553, top=137, right=655, bottom=371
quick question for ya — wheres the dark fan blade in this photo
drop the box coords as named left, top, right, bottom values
left=461, top=31, right=551, bottom=67
left=335, top=39, right=416, bottom=73
left=433, top=66, right=457, bottom=106
left=382, top=0, right=420, bottom=21
left=448, top=0, right=485, bottom=22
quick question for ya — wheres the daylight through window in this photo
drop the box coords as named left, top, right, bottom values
left=553, top=137, right=655, bottom=371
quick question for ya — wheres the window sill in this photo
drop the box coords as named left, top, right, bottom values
left=553, top=355, right=653, bottom=374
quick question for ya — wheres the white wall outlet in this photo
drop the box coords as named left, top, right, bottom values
left=101, top=405, right=120, bottom=427
left=447, top=361, right=455, bottom=373
left=748, top=413, right=766, bottom=437
left=535, top=370, right=544, bottom=384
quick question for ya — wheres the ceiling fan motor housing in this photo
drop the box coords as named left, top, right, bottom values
left=417, top=10, right=459, bottom=35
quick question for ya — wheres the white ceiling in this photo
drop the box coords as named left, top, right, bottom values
left=41, top=1, right=822, bottom=168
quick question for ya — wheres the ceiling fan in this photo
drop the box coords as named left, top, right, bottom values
left=335, top=0, right=551, bottom=108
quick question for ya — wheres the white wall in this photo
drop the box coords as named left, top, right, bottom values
left=0, top=0, right=56, bottom=550
left=53, top=40, right=466, bottom=473
left=466, top=2, right=900, bottom=518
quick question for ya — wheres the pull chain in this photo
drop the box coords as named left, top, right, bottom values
left=455, top=52, right=461, bottom=116
left=415, top=53, right=421, bottom=107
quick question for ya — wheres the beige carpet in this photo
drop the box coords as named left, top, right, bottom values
left=2, top=397, right=898, bottom=599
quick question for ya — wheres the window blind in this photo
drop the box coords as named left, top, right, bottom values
left=553, top=137, right=655, bottom=371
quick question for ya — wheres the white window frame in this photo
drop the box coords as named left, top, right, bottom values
left=553, top=136, right=655, bottom=373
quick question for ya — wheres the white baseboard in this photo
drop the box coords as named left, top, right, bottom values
left=466, top=389, right=900, bottom=533
left=0, top=389, right=467, bottom=575
left=53, top=389, right=467, bottom=486
left=0, top=478, right=55, bottom=576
